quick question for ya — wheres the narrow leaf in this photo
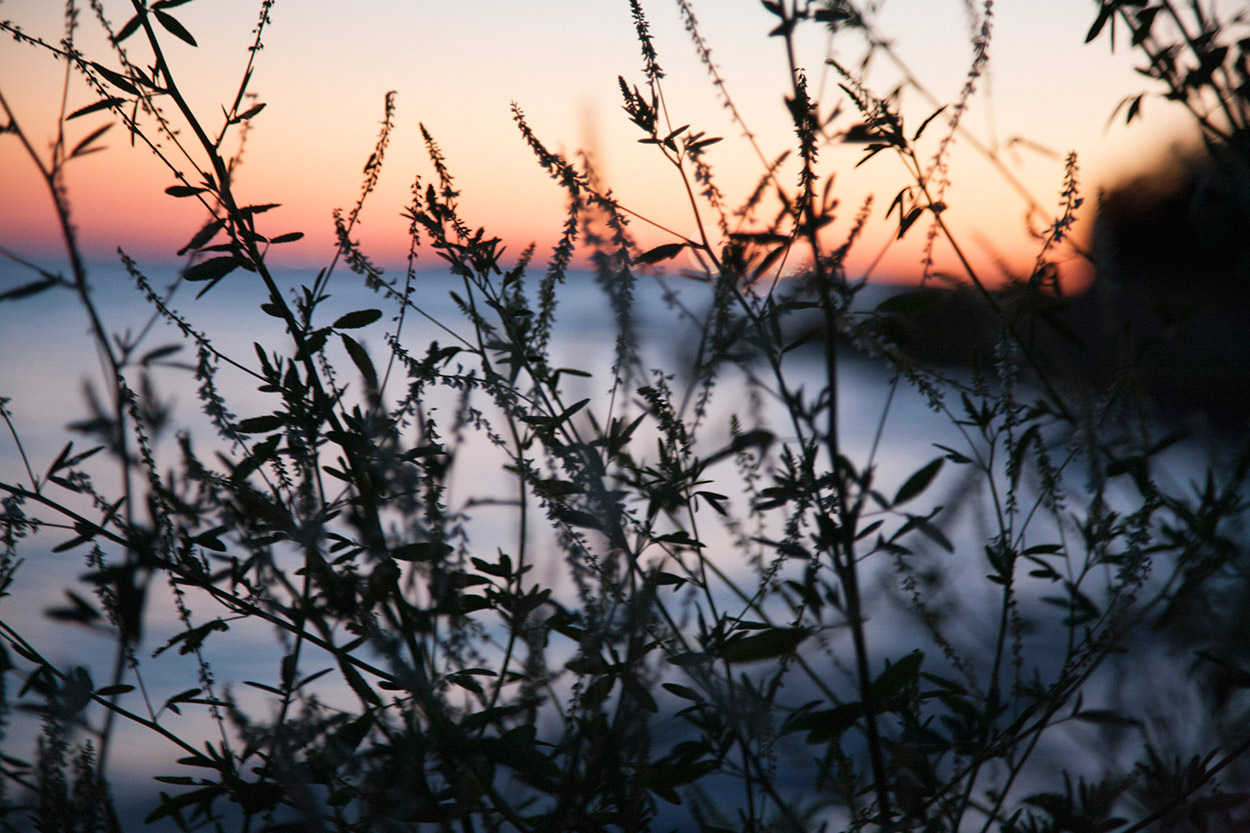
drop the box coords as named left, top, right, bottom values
left=912, top=105, right=947, bottom=141
left=238, top=202, right=281, bottom=217
left=872, top=651, right=924, bottom=704
left=166, top=185, right=207, bottom=198
left=70, top=123, right=113, bottom=158
left=140, top=344, right=182, bottom=366
left=717, top=627, right=810, bottom=663
left=897, top=206, right=924, bottom=239
left=95, top=684, right=135, bottom=696
left=1086, top=4, right=1113, bottom=43
left=111, top=14, right=143, bottom=45
left=392, top=542, right=453, bottom=562
left=293, top=328, right=329, bottom=361
left=236, top=102, right=266, bottom=121
left=661, top=682, right=703, bottom=702
left=177, top=217, right=225, bottom=255
left=183, top=256, right=237, bottom=283
left=893, top=458, right=943, bottom=506
left=341, top=334, right=377, bottom=390
left=635, top=243, right=686, bottom=264
left=154, top=10, right=198, bottom=46
left=234, top=415, right=284, bottom=434
left=67, top=97, right=125, bottom=120
left=1072, top=709, right=1141, bottom=728
left=91, top=62, right=138, bottom=95
left=0, top=277, right=59, bottom=302
left=333, top=309, right=383, bottom=329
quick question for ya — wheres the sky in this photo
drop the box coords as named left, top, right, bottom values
left=0, top=0, right=1203, bottom=288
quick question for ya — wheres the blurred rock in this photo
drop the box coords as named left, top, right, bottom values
left=862, top=143, right=1250, bottom=433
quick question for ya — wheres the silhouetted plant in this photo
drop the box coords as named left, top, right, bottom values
left=1, top=1, right=1248, bottom=832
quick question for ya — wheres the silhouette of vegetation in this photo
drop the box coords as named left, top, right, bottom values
left=1, top=1, right=1248, bottom=831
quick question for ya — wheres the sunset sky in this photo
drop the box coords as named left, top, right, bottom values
left=1, top=0, right=1198, bottom=287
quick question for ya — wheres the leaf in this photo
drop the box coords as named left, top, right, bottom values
left=933, top=443, right=971, bottom=465
left=270, top=231, right=304, bottom=244
left=1071, top=709, right=1141, bottom=728
left=48, top=441, right=104, bottom=474
left=341, top=335, right=377, bottom=390
left=95, top=684, right=135, bottom=696
left=235, top=102, right=266, bottom=121
left=814, top=7, right=853, bottom=25
left=333, top=309, right=383, bottom=329
left=716, top=627, right=810, bottom=664
left=189, top=525, right=228, bottom=552
left=45, top=591, right=101, bottom=624
left=391, top=542, right=453, bottom=562
left=111, top=14, right=143, bottom=45
left=551, top=398, right=589, bottom=428
left=177, top=217, right=225, bottom=255
left=896, top=205, right=924, bottom=239
left=1041, top=581, right=1100, bottom=625
left=67, top=98, right=125, bottom=121
left=238, top=203, right=281, bottom=217
left=914, top=517, right=954, bottom=553
left=140, top=344, right=182, bottom=366
left=163, top=687, right=202, bottom=713
left=183, top=256, right=238, bottom=283
left=70, top=123, right=112, bottom=158
left=52, top=533, right=93, bottom=552
left=871, top=651, right=924, bottom=704
left=854, top=143, right=891, bottom=167
left=90, top=62, right=138, bottom=95
left=911, top=105, right=947, bottom=141
left=553, top=366, right=592, bottom=380
left=0, top=277, right=59, bottom=302
left=337, top=657, right=381, bottom=707
left=1086, top=3, right=1113, bottom=44
left=635, top=243, right=686, bottom=264
left=651, top=571, right=686, bottom=588
left=154, top=10, right=198, bottom=46
left=554, top=508, right=602, bottom=531
left=798, top=702, right=863, bottom=743
left=876, top=289, right=943, bottom=316
left=293, top=328, right=330, bottom=361
left=165, top=185, right=207, bottom=198
left=1123, top=93, right=1143, bottom=124
left=661, top=682, right=703, bottom=702
left=234, top=414, right=284, bottom=434
left=893, top=458, right=943, bottom=506
left=145, top=786, right=227, bottom=824
left=1131, top=6, right=1160, bottom=45
left=886, top=188, right=907, bottom=220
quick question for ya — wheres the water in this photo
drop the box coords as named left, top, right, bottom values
left=0, top=259, right=949, bottom=812
left=2, top=258, right=1217, bottom=828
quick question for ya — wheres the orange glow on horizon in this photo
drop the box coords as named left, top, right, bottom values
left=0, top=0, right=1193, bottom=298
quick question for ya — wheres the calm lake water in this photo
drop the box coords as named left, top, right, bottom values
left=0, top=258, right=1209, bottom=826
left=0, top=258, right=962, bottom=819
